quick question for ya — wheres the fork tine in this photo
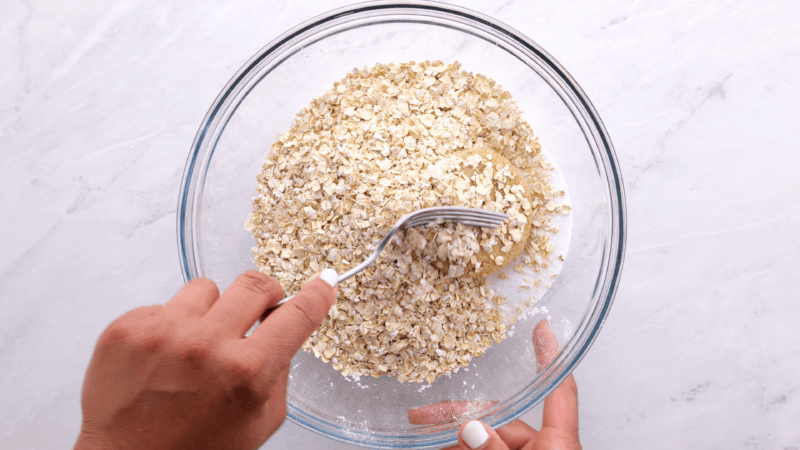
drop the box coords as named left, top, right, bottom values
left=407, top=212, right=506, bottom=221
left=455, top=221, right=501, bottom=229
left=408, top=206, right=507, bottom=216
left=409, top=210, right=507, bottom=220
left=404, top=208, right=508, bottom=228
left=406, top=208, right=508, bottom=222
left=405, top=216, right=505, bottom=229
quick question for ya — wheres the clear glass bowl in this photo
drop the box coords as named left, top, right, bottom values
left=177, top=1, right=626, bottom=448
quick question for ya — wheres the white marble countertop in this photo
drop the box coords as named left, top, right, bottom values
left=2, top=0, right=799, bottom=448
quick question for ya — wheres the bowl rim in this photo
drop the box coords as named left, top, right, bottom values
left=177, top=1, right=626, bottom=448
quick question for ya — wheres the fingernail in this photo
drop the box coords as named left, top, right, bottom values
left=462, top=420, right=489, bottom=449
left=320, top=268, right=338, bottom=287
left=545, top=319, right=554, bottom=336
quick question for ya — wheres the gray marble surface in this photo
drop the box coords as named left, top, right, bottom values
left=2, top=0, right=799, bottom=448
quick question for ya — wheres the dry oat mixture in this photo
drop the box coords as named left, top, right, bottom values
left=247, top=61, right=569, bottom=383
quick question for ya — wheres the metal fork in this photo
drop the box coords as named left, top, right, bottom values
left=272, top=206, right=509, bottom=308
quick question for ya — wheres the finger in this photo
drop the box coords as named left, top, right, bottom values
left=533, top=320, right=580, bottom=436
left=407, top=400, right=498, bottom=425
left=495, top=420, right=539, bottom=450
left=204, top=271, right=283, bottom=336
left=458, top=420, right=509, bottom=450
left=542, top=375, right=579, bottom=435
left=532, top=319, right=559, bottom=371
left=258, top=278, right=338, bottom=323
left=441, top=420, right=535, bottom=450
left=247, top=269, right=337, bottom=367
left=165, top=278, right=220, bottom=318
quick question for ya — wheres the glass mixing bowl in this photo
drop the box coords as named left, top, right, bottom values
left=177, top=1, right=626, bottom=448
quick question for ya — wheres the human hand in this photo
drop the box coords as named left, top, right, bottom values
left=74, top=269, right=338, bottom=450
left=409, top=319, right=581, bottom=450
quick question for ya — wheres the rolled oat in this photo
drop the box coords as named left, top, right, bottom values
left=248, top=61, right=567, bottom=383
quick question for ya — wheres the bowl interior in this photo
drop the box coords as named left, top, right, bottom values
left=182, top=3, right=623, bottom=448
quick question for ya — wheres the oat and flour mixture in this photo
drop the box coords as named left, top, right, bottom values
left=247, top=61, right=568, bottom=383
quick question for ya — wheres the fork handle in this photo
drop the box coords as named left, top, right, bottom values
left=273, top=294, right=295, bottom=308
left=266, top=269, right=340, bottom=311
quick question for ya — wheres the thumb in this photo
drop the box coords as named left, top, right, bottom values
left=533, top=319, right=580, bottom=440
left=457, top=420, right=510, bottom=450
left=248, top=269, right=338, bottom=367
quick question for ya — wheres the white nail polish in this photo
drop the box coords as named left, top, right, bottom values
left=320, top=268, right=338, bottom=287
left=462, top=420, right=489, bottom=449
